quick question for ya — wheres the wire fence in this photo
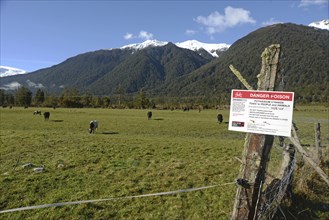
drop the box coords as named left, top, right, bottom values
left=258, top=153, right=296, bottom=219
left=0, top=182, right=236, bottom=214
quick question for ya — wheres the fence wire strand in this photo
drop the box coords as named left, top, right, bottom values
left=257, top=155, right=296, bottom=219
left=0, top=182, right=236, bottom=214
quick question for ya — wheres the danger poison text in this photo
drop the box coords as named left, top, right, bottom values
left=232, top=90, right=294, bottom=101
left=250, top=93, right=291, bottom=100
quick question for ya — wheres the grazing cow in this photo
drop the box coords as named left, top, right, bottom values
left=217, top=114, right=223, bottom=124
left=147, top=111, right=152, bottom=120
left=89, top=120, right=98, bottom=134
left=43, top=112, right=50, bottom=120
left=33, top=110, right=42, bottom=115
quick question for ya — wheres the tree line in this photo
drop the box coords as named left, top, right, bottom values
left=0, top=87, right=229, bottom=109
left=1, top=86, right=326, bottom=110
left=0, top=87, right=110, bottom=108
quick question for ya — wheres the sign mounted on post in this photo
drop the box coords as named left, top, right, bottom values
left=229, top=89, right=294, bottom=137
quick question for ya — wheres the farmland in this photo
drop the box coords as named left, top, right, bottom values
left=0, top=106, right=328, bottom=219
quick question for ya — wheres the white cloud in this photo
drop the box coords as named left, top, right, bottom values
left=195, top=6, right=256, bottom=35
left=262, top=18, right=283, bottom=26
left=0, top=81, right=21, bottom=90
left=26, top=80, right=45, bottom=89
left=224, top=6, right=256, bottom=26
left=124, top=30, right=154, bottom=40
left=185, top=29, right=197, bottom=36
left=124, top=33, right=133, bottom=40
left=299, top=0, right=329, bottom=7
left=138, top=31, right=153, bottom=40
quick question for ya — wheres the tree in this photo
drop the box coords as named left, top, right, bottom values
left=0, top=89, right=5, bottom=106
left=15, top=86, right=32, bottom=107
left=102, top=96, right=110, bottom=108
left=59, top=88, right=82, bottom=107
left=134, top=89, right=149, bottom=109
left=44, top=93, right=58, bottom=108
left=6, top=93, right=15, bottom=107
left=81, top=93, right=93, bottom=107
left=92, top=96, right=102, bottom=108
left=34, top=89, right=45, bottom=106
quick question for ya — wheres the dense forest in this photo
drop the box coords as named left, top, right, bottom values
left=158, top=23, right=329, bottom=103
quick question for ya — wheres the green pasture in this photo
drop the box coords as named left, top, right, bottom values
left=0, top=106, right=328, bottom=219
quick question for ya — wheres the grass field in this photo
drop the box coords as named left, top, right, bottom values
left=0, top=106, right=328, bottom=219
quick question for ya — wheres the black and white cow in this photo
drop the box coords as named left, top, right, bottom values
left=43, top=112, right=50, bottom=120
left=33, top=110, right=42, bottom=115
left=89, top=120, right=98, bottom=133
left=147, top=111, right=152, bottom=120
left=217, top=114, right=223, bottom=124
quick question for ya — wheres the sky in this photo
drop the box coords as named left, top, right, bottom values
left=1, top=0, right=328, bottom=72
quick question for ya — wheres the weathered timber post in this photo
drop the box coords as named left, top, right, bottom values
left=231, top=44, right=281, bottom=220
left=278, top=144, right=296, bottom=181
left=289, top=125, right=329, bottom=185
left=314, top=123, right=321, bottom=164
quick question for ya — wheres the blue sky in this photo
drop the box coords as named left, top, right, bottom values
left=1, top=0, right=328, bottom=72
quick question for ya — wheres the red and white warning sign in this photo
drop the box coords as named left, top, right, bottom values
left=229, top=89, right=294, bottom=137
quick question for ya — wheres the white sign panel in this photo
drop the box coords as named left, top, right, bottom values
left=229, top=89, right=294, bottom=137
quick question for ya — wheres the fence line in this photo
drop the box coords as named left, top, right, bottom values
left=0, top=182, right=236, bottom=214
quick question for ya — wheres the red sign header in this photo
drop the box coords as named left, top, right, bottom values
left=232, top=90, right=294, bottom=101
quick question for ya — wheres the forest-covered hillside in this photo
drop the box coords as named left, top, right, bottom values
left=1, top=23, right=328, bottom=105
left=159, top=23, right=329, bottom=103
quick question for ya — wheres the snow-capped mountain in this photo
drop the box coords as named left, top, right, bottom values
left=0, top=66, right=28, bottom=77
left=176, top=40, right=230, bottom=57
left=309, top=19, right=329, bottom=30
left=119, top=39, right=230, bottom=57
left=121, top=40, right=168, bottom=50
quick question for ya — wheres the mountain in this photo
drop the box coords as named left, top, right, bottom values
left=159, top=23, right=329, bottom=103
left=176, top=40, right=230, bottom=57
left=0, top=43, right=210, bottom=94
left=0, top=39, right=228, bottom=93
left=120, top=39, right=168, bottom=50
left=0, top=66, right=27, bottom=77
left=119, top=39, right=230, bottom=59
left=86, top=42, right=210, bottom=95
left=308, top=19, right=329, bottom=30
left=1, top=23, right=328, bottom=103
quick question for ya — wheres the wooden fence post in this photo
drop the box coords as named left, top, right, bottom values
left=289, top=125, right=329, bottom=185
left=231, top=44, right=281, bottom=220
left=314, top=123, right=321, bottom=164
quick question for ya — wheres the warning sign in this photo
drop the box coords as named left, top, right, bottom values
left=229, top=90, right=294, bottom=137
